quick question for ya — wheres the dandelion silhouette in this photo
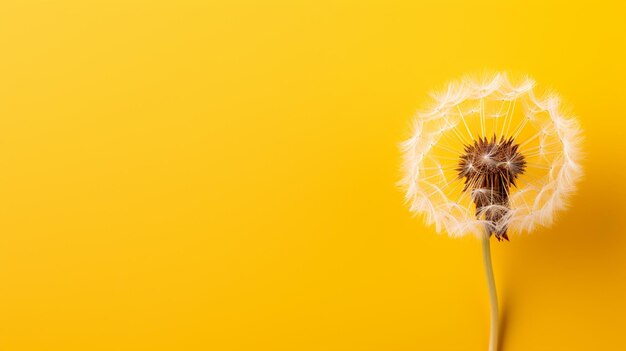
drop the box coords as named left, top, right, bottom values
left=400, top=73, right=582, bottom=351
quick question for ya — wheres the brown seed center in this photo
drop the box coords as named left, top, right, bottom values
left=457, top=135, right=526, bottom=241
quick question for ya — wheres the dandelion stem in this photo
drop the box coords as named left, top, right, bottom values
left=481, top=231, right=499, bottom=351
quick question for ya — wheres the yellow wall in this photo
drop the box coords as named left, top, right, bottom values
left=1, top=1, right=625, bottom=350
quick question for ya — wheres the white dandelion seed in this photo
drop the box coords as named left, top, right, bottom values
left=400, top=73, right=582, bottom=238
left=399, top=72, right=583, bottom=351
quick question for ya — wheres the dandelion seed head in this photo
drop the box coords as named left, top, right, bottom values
left=399, top=72, right=583, bottom=239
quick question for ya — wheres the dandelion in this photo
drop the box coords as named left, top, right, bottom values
left=399, top=73, right=582, bottom=351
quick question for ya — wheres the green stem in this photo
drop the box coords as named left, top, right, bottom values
left=481, top=232, right=499, bottom=351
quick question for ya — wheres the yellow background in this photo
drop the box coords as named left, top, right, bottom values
left=1, top=1, right=625, bottom=350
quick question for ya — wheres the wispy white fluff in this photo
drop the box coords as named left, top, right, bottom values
left=399, top=72, right=583, bottom=238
